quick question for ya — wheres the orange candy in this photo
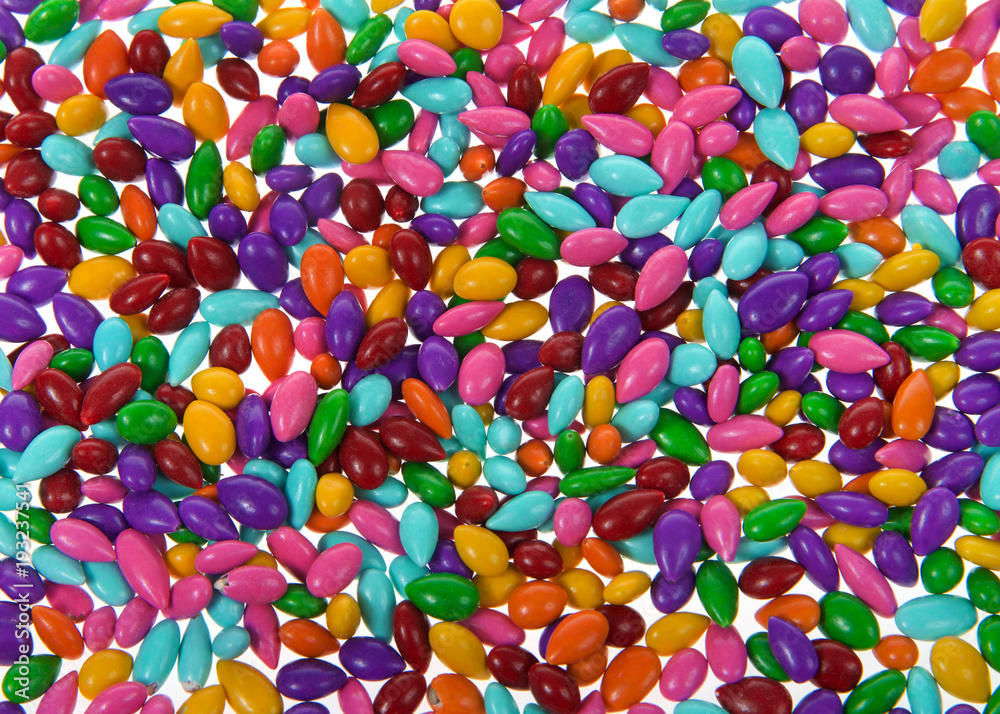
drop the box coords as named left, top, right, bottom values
left=515, top=439, right=553, bottom=477
left=482, top=177, right=527, bottom=212
left=568, top=646, right=608, bottom=685
left=908, top=48, right=974, bottom=94
left=460, top=145, right=496, bottom=181
left=677, top=57, right=729, bottom=91
left=754, top=594, right=821, bottom=632
left=761, top=321, right=799, bottom=354
left=581, top=537, right=625, bottom=577
left=31, top=605, right=84, bottom=659
left=936, top=87, right=996, bottom=121
left=873, top=634, right=920, bottom=671
left=428, top=674, right=486, bottom=714
left=986, top=52, right=1000, bottom=102
left=119, top=185, right=157, bottom=242
left=258, top=39, right=300, bottom=77
left=251, top=308, right=295, bottom=382
left=507, top=580, right=568, bottom=629
left=401, top=378, right=452, bottom=438
left=849, top=216, right=906, bottom=258
left=545, top=610, right=610, bottom=665
left=307, top=9, right=346, bottom=70
left=608, top=0, right=644, bottom=21
left=300, top=244, right=345, bottom=314
left=601, top=646, right=662, bottom=711
left=278, top=619, right=340, bottom=657
left=891, top=369, right=935, bottom=440
left=310, top=353, right=342, bottom=389
left=724, top=132, right=768, bottom=173
left=372, top=224, right=400, bottom=250
left=305, top=507, right=351, bottom=533
left=586, top=424, right=622, bottom=464
left=83, top=30, right=129, bottom=98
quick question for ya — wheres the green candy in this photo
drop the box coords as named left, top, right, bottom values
left=346, top=13, right=392, bottom=65
left=187, top=141, right=224, bottom=220
left=660, top=0, right=709, bottom=32
left=2, top=655, right=60, bottom=702
left=738, top=337, right=766, bottom=373
left=131, top=336, right=169, bottom=393
left=882, top=507, right=912, bottom=539
left=76, top=216, right=136, bottom=255
left=979, top=615, right=1000, bottom=671
left=50, top=348, right=93, bottom=381
left=273, top=584, right=327, bottom=618
left=25, top=507, right=55, bottom=544
left=559, top=466, right=635, bottom=497
left=800, top=392, right=845, bottom=433
left=213, top=0, right=256, bottom=22
left=401, top=462, right=456, bottom=508
left=891, top=325, right=961, bottom=361
left=250, top=125, right=286, bottom=175
left=531, top=105, right=569, bottom=159
left=78, top=175, right=119, bottom=217
left=695, top=560, right=738, bottom=627
left=453, top=331, right=486, bottom=359
left=117, top=401, right=178, bottom=444
left=933, top=266, right=975, bottom=308
left=24, top=0, right=78, bottom=42
left=554, top=429, right=586, bottom=474
left=788, top=215, right=849, bottom=255
left=968, top=567, right=1000, bottom=614
left=742, top=499, right=806, bottom=542
left=736, top=371, right=779, bottom=415
left=819, top=592, right=880, bottom=650
left=474, top=237, right=525, bottom=266
left=405, top=573, right=479, bottom=621
left=844, top=670, right=906, bottom=714
left=649, top=409, right=710, bottom=465
left=450, top=47, right=483, bottom=80
left=835, top=310, right=890, bottom=346
left=701, top=157, right=747, bottom=201
left=968, top=110, right=1000, bottom=160
left=920, top=547, right=964, bottom=594
left=369, top=99, right=414, bottom=148
left=497, top=208, right=562, bottom=260
left=167, top=527, right=208, bottom=545
left=962, top=499, right=1000, bottom=536
left=745, top=632, right=790, bottom=681
left=308, top=389, right=350, bottom=465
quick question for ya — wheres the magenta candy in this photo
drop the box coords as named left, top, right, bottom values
left=526, top=17, right=565, bottom=75
left=270, top=371, right=318, bottom=442
left=696, top=121, right=739, bottom=157
left=82, top=606, right=116, bottom=652
left=276, top=93, right=320, bottom=138
left=797, top=0, right=848, bottom=43
left=408, top=109, right=438, bottom=153
left=779, top=36, right=820, bottom=72
left=227, top=96, right=279, bottom=161
left=553, top=497, right=592, bottom=547
left=193, top=541, right=258, bottom=575
left=306, top=542, right=363, bottom=597
left=875, top=47, right=909, bottom=98
left=765, top=191, right=820, bottom=235
left=809, top=330, right=891, bottom=373
left=651, top=122, right=694, bottom=195
left=912, top=169, right=958, bottom=214
left=162, top=574, right=212, bottom=620
left=460, top=608, right=526, bottom=647
left=704, top=623, right=747, bottom=684
left=116, top=529, right=171, bottom=610
left=139, top=695, right=173, bottom=714
left=701, top=495, right=740, bottom=562
left=660, top=648, right=708, bottom=702
left=115, top=597, right=158, bottom=649
left=348, top=500, right=404, bottom=555
left=36, top=671, right=78, bottom=714
left=50, top=518, right=116, bottom=563
left=881, top=162, right=913, bottom=218
left=834, top=543, right=898, bottom=617
left=382, top=150, right=445, bottom=197
left=634, top=244, right=688, bottom=311
left=266, top=526, right=319, bottom=582
left=216, top=565, right=288, bottom=605
left=338, top=678, right=374, bottom=714
left=828, top=94, right=906, bottom=133
left=458, top=341, right=506, bottom=404
left=466, top=71, right=507, bottom=108
left=672, top=85, right=743, bottom=128
left=616, top=338, right=670, bottom=403
left=720, top=182, right=777, bottom=230
left=818, top=185, right=888, bottom=221
left=397, top=38, right=457, bottom=76
left=317, top=218, right=366, bottom=253
left=950, top=0, right=1000, bottom=62
left=243, top=603, right=280, bottom=669
left=706, top=415, right=784, bottom=452
left=31, top=64, right=83, bottom=103
left=11, top=338, right=52, bottom=390
left=484, top=44, right=525, bottom=84
left=560, top=228, right=628, bottom=267
left=523, top=161, right=561, bottom=192
left=707, top=364, right=739, bottom=423
left=897, top=117, right=956, bottom=169
left=458, top=106, right=530, bottom=137
left=875, top=439, right=931, bottom=472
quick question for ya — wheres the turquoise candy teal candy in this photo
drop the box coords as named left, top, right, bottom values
left=486, top=416, right=521, bottom=455
left=666, top=343, right=718, bottom=387
left=900, top=205, right=961, bottom=266
left=212, top=626, right=251, bottom=660
left=319, top=531, right=387, bottom=572
left=732, top=36, right=783, bottom=109
left=40, top=134, right=95, bottom=175
left=14, top=425, right=80, bottom=484
left=349, top=374, right=392, bottom=426
left=399, top=501, right=438, bottom=568
left=982, top=453, right=1000, bottom=509
left=616, top=195, right=690, bottom=239
left=169, top=321, right=210, bottom=386
left=614, top=23, right=681, bottom=66
left=154, top=472, right=196, bottom=500
left=753, top=108, right=799, bottom=169
left=613, top=528, right=656, bottom=565
left=793, top=182, right=826, bottom=197
left=452, top=404, right=487, bottom=457
left=0, top=515, right=15, bottom=558
left=524, top=192, right=597, bottom=232
left=388, top=556, right=428, bottom=596
left=49, top=20, right=102, bottom=67
left=0, top=352, right=10, bottom=392
left=94, top=112, right=135, bottom=144
left=355, top=476, right=407, bottom=508
left=485, top=683, right=519, bottom=714
left=320, top=0, right=368, bottom=29
left=565, top=10, right=615, bottom=42
left=126, top=7, right=165, bottom=33
left=938, top=141, right=980, bottom=180
left=31, top=545, right=85, bottom=585
left=207, top=592, right=245, bottom=628
left=134, top=619, right=181, bottom=692
left=715, top=0, right=780, bottom=13
left=82, top=561, right=134, bottom=606
left=704, top=289, right=741, bottom=359
left=368, top=43, right=399, bottom=71
left=845, top=0, right=896, bottom=52
left=295, top=133, right=340, bottom=168
left=548, top=375, right=585, bottom=435
left=483, top=455, right=527, bottom=495
left=393, top=8, right=412, bottom=40
left=90, top=417, right=125, bottom=448
left=178, top=615, right=212, bottom=692
left=284, top=230, right=324, bottom=269
left=0, top=449, right=17, bottom=479
left=0, top=480, right=17, bottom=510
left=197, top=35, right=227, bottom=67
left=895, top=594, right=978, bottom=640
left=835, top=243, right=882, bottom=278
left=589, top=155, right=664, bottom=197
left=486, top=491, right=555, bottom=531
left=732, top=536, right=788, bottom=562
left=906, top=665, right=942, bottom=714
left=675, top=189, right=722, bottom=249
left=610, top=399, right=660, bottom=441
left=93, top=317, right=133, bottom=370
left=722, top=223, right=767, bottom=280
left=762, top=238, right=805, bottom=271
left=421, top=182, right=484, bottom=219
left=200, top=290, right=279, bottom=326
left=358, top=569, right=395, bottom=641
left=401, top=78, right=472, bottom=114
left=243, top=459, right=287, bottom=489
left=158, top=203, right=205, bottom=248
left=646, top=377, right=678, bottom=406
left=427, top=137, right=461, bottom=175
left=285, top=459, right=317, bottom=530
left=439, top=113, right=470, bottom=151
left=675, top=702, right=728, bottom=714
left=239, top=526, right=264, bottom=545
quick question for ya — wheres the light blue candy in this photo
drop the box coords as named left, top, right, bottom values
left=158, top=203, right=204, bottom=248
left=792, top=182, right=826, bottom=197
left=984, top=453, right=1000, bottom=509
left=616, top=195, right=690, bottom=238
left=611, top=399, right=659, bottom=441
left=295, top=133, right=340, bottom=168
left=212, top=626, right=251, bottom=660
left=349, top=374, right=392, bottom=426
left=90, top=418, right=125, bottom=448
left=588, top=484, right=631, bottom=511
left=134, top=619, right=181, bottom=692
left=0, top=480, right=20, bottom=512
left=666, top=343, right=717, bottom=387
left=906, top=665, right=942, bottom=714
left=614, top=23, right=681, bottom=67
left=41, top=134, right=95, bottom=175
left=524, top=192, right=596, bottom=232
left=548, top=375, right=585, bottom=435
left=320, top=0, right=368, bottom=29
left=168, top=321, right=210, bottom=386
left=243, top=459, right=287, bottom=489
left=207, top=592, right=245, bottom=628
left=197, top=35, right=227, bottom=67
left=732, top=36, right=783, bottom=109
left=49, top=20, right=102, bottom=67
left=439, top=113, right=470, bottom=152
left=485, top=683, right=518, bottom=714
left=319, top=531, right=387, bottom=572
left=388, top=555, right=428, bottom=597
left=285, top=459, right=317, bottom=530
left=762, top=238, right=805, bottom=271
left=483, top=455, right=527, bottom=495
left=846, top=0, right=896, bottom=52
left=355, top=476, right=407, bottom=508
left=722, top=223, right=767, bottom=280
left=127, top=7, right=165, bottom=33
left=399, top=502, right=438, bottom=567
left=153, top=472, right=196, bottom=500
left=93, top=317, right=132, bottom=370
left=590, top=155, right=664, bottom=197
left=732, top=536, right=788, bottom=562
left=82, top=561, right=134, bottom=606
left=368, top=42, right=400, bottom=69
left=486, top=491, right=555, bottom=531
left=0, top=450, right=18, bottom=479
left=674, top=188, right=722, bottom=249
left=835, top=242, right=882, bottom=278
left=938, top=141, right=981, bottom=180
left=675, top=702, right=728, bottom=714
left=393, top=7, right=413, bottom=40
left=900, top=205, right=961, bottom=266
left=753, top=108, right=799, bottom=169
left=613, top=528, right=656, bottom=564
left=427, top=137, right=461, bottom=176
left=358, top=569, right=395, bottom=642
left=565, top=11, right=614, bottom=42
left=715, top=0, right=779, bottom=12
left=703, top=289, right=741, bottom=360
left=239, top=526, right=263, bottom=545
left=200, top=290, right=279, bottom=326
left=0, top=352, right=10, bottom=392
left=402, top=78, right=472, bottom=114
left=895, top=595, right=978, bottom=640
left=94, top=112, right=135, bottom=145
left=0, top=515, right=14, bottom=558
left=32, top=544, right=84, bottom=585
left=451, top=404, right=487, bottom=457
left=421, top=182, right=484, bottom=218
left=647, top=377, right=678, bottom=406
left=566, top=0, right=601, bottom=13
left=13, top=425, right=80, bottom=484
left=178, top=615, right=212, bottom=692
left=487, top=416, right=521, bottom=455
left=284, top=229, right=324, bottom=269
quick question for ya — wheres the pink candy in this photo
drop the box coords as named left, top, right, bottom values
left=615, top=338, right=670, bottom=403
left=635, top=245, right=688, bottom=312
left=397, top=38, right=458, bottom=76
left=809, top=330, right=891, bottom=373
left=560, top=228, right=628, bottom=267
left=306, top=542, right=363, bottom=598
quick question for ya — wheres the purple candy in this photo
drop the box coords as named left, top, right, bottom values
left=308, top=65, right=362, bottom=103
left=661, top=29, right=709, bottom=59
left=217, top=475, right=288, bottom=531
left=287, top=705, right=329, bottom=714
left=945, top=706, right=982, bottom=714
left=743, top=7, right=803, bottom=51
left=620, top=234, right=672, bottom=271
left=428, top=540, right=474, bottom=578
left=872, top=530, right=918, bottom=587
left=785, top=79, right=827, bottom=133
left=0, top=0, right=38, bottom=15
left=300, top=173, right=343, bottom=226
left=573, top=183, right=614, bottom=228
left=118, top=443, right=156, bottom=492
left=209, top=203, right=248, bottom=244
left=795, top=290, right=852, bottom=333
left=326, top=292, right=366, bottom=362
left=375, top=344, right=420, bottom=400
left=818, top=45, right=876, bottom=96
left=493, top=372, right=517, bottom=416
left=825, top=371, right=875, bottom=402
left=417, top=336, right=460, bottom=391
left=410, top=213, right=458, bottom=246
left=0, top=560, right=43, bottom=604
left=793, top=689, right=844, bottom=714
left=789, top=525, right=839, bottom=592
left=280, top=279, right=323, bottom=321
left=178, top=495, right=240, bottom=541
left=921, top=451, right=984, bottom=495
left=955, top=332, right=1000, bottom=372
left=238, top=232, right=289, bottom=293
left=266, top=164, right=315, bottom=193
left=923, top=407, right=975, bottom=452
left=341, top=362, right=371, bottom=393
left=956, top=184, right=1000, bottom=245
left=978, top=405, right=1000, bottom=446
left=910, top=487, right=960, bottom=556
left=277, top=76, right=310, bottom=105
left=883, top=0, right=924, bottom=15
left=276, top=659, right=347, bottom=700
left=737, top=271, right=810, bottom=334
left=953, top=373, right=1000, bottom=414
left=5, top=265, right=66, bottom=306
left=727, top=80, right=756, bottom=131
left=405, top=290, right=446, bottom=342
left=828, top=438, right=885, bottom=474
left=0, top=8, right=24, bottom=52
left=673, top=387, right=713, bottom=426
left=814, top=492, right=887, bottom=528
left=768, top=616, right=818, bottom=683
left=267, top=435, right=308, bottom=467
left=810, top=154, right=885, bottom=190
left=69, top=503, right=128, bottom=541
left=555, top=129, right=598, bottom=181
left=672, top=177, right=704, bottom=200
left=127, top=116, right=196, bottom=162
left=496, top=129, right=536, bottom=177
left=236, top=393, right=271, bottom=460
left=650, top=569, right=696, bottom=614
left=549, top=275, right=595, bottom=334
left=219, top=21, right=264, bottom=57
left=766, top=346, right=814, bottom=390
left=688, top=238, right=723, bottom=281
left=0, top=390, right=42, bottom=452
left=581, top=304, right=640, bottom=374
left=797, top=253, right=841, bottom=295
left=0, top=602, right=29, bottom=666
left=653, top=509, right=701, bottom=581
left=5, top=198, right=39, bottom=258
left=874, top=292, right=933, bottom=326
left=799, top=374, right=823, bottom=394
left=122, top=490, right=181, bottom=534
left=338, top=637, right=406, bottom=681
left=269, top=193, right=308, bottom=246
left=414, top=0, right=440, bottom=9
left=689, top=460, right=735, bottom=501
left=145, top=158, right=184, bottom=209
left=104, top=73, right=173, bottom=115
left=502, top=340, right=542, bottom=374
left=52, top=293, right=102, bottom=349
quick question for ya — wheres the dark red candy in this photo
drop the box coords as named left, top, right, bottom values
left=388, top=229, right=431, bottom=291
left=454, top=485, right=499, bottom=525
left=34, top=223, right=81, bottom=270
left=5, top=148, right=54, bottom=197
left=963, top=237, right=1000, bottom=289
left=38, top=468, right=82, bottom=513
left=737, top=556, right=805, bottom=599
left=507, top=63, right=542, bottom=117
left=592, top=488, right=663, bottom=541
left=109, top=273, right=170, bottom=315
left=37, top=188, right=80, bottom=222
left=81, top=363, right=143, bottom=426
left=873, top=341, right=911, bottom=401
left=94, top=138, right=148, bottom=183
left=488, top=646, right=538, bottom=690
left=378, top=416, right=446, bottom=462
left=341, top=178, right=384, bottom=232
left=838, top=396, right=885, bottom=450
left=216, top=58, right=260, bottom=100
left=34, top=368, right=85, bottom=430
left=392, top=601, right=432, bottom=674
left=71, top=438, right=118, bottom=475
left=811, top=639, right=863, bottom=692
left=339, top=427, right=389, bottom=489
left=4, top=48, right=44, bottom=112
left=186, top=236, right=240, bottom=292
left=494, top=528, right=536, bottom=555
left=385, top=185, right=418, bottom=222
left=588, top=63, right=649, bottom=114
left=5, top=111, right=57, bottom=147
left=750, top=160, right=792, bottom=214
left=154, top=439, right=203, bottom=489
left=716, top=677, right=792, bottom=714
left=769, top=423, right=825, bottom=462
left=512, top=539, right=562, bottom=579
left=599, top=605, right=645, bottom=648
left=209, top=324, right=252, bottom=373
left=147, top=287, right=200, bottom=334
left=638, top=280, right=693, bottom=331
left=373, top=671, right=424, bottom=714
left=513, top=258, right=558, bottom=300
left=504, top=366, right=554, bottom=421
left=857, top=130, right=915, bottom=158
left=155, top=383, right=196, bottom=420
left=589, top=262, right=638, bottom=302
left=355, top=317, right=407, bottom=370
left=636, top=456, right=690, bottom=499
left=132, top=240, right=194, bottom=287
left=0, top=111, right=13, bottom=138
left=128, top=30, right=171, bottom=76
left=537, top=332, right=584, bottom=373
left=352, top=61, right=406, bottom=108
left=528, top=664, right=580, bottom=714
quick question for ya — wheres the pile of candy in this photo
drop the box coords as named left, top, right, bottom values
left=6, top=0, right=1000, bottom=711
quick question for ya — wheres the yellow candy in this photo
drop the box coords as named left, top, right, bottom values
left=191, top=367, right=245, bottom=410
left=832, top=278, right=885, bottom=311
left=822, top=524, right=880, bottom=553
left=482, top=301, right=548, bottom=340
left=554, top=541, right=583, bottom=569
left=182, top=82, right=230, bottom=142
left=585, top=49, right=633, bottom=90
left=737, top=449, right=787, bottom=488
left=216, top=661, right=282, bottom=714
left=429, top=244, right=471, bottom=298
left=454, top=525, right=509, bottom=577
left=472, top=403, right=494, bottom=426
left=552, top=568, right=605, bottom=610
left=343, top=245, right=393, bottom=289
left=591, top=300, right=622, bottom=323
left=165, top=542, right=201, bottom=579
left=315, top=472, right=354, bottom=518
left=448, top=0, right=503, bottom=50
left=726, top=485, right=770, bottom=516
left=326, top=593, right=361, bottom=639
left=223, top=161, right=260, bottom=212
left=789, top=460, right=842, bottom=498
left=453, top=257, right=518, bottom=300
left=245, top=551, right=277, bottom=569
left=927, top=360, right=960, bottom=399
left=55, top=94, right=106, bottom=136
left=178, top=685, right=226, bottom=714
left=870, top=248, right=940, bottom=291
left=920, top=0, right=966, bottom=41
left=868, top=468, right=927, bottom=506
left=968, top=288, right=1000, bottom=330
left=258, top=0, right=284, bottom=13
left=164, top=40, right=204, bottom=106
left=256, top=7, right=311, bottom=39
left=701, top=12, right=742, bottom=66
left=325, top=104, right=379, bottom=165
left=560, top=94, right=592, bottom=130
left=429, top=622, right=489, bottom=679
left=930, top=636, right=991, bottom=703
left=69, top=256, right=136, bottom=300
left=474, top=564, right=525, bottom=607
left=365, top=280, right=410, bottom=328
left=404, top=10, right=459, bottom=52
left=956, top=535, right=1000, bottom=570
left=79, top=649, right=133, bottom=699
left=447, top=450, right=481, bottom=488
left=604, top=571, right=651, bottom=605
left=645, top=612, right=710, bottom=656
left=122, top=313, right=151, bottom=341
left=765, top=390, right=801, bottom=427
left=543, top=44, right=595, bottom=108
left=372, top=0, right=403, bottom=11
left=158, top=3, right=233, bottom=38
left=675, top=309, right=704, bottom=342
left=183, top=400, right=236, bottom=466
left=626, top=103, right=667, bottom=137
left=583, top=375, right=615, bottom=428
left=800, top=122, right=856, bottom=158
